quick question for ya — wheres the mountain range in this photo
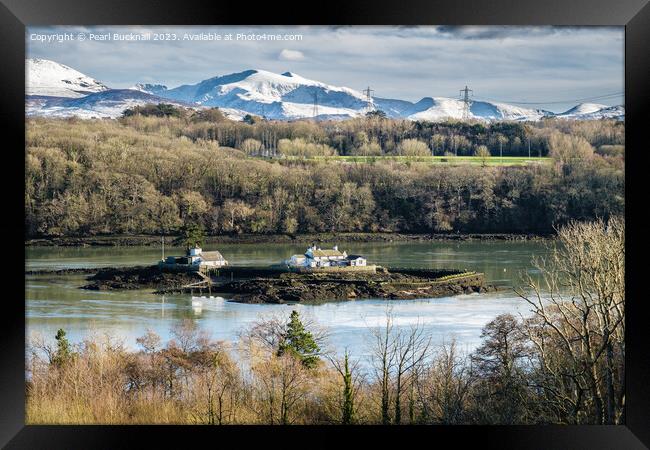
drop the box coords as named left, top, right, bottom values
left=25, top=59, right=625, bottom=122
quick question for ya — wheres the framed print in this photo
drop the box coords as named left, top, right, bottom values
left=2, top=0, right=649, bottom=447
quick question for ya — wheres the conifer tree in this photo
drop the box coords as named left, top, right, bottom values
left=179, top=223, right=205, bottom=250
left=277, top=310, right=320, bottom=369
left=342, top=351, right=355, bottom=424
left=52, top=328, right=72, bottom=367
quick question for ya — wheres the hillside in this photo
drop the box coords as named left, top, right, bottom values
left=26, top=58, right=109, bottom=98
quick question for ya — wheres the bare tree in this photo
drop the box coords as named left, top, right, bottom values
left=393, top=323, right=431, bottom=424
left=516, top=217, right=625, bottom=424
left=370, top=308, right=431, bottom=424
left=415, top=339, right=473, bottom=424
left=251, top=353, right=311, bottom=425
left=370, top=309, right=397, bottom=424
left=470, top=314, right=532, bottom=424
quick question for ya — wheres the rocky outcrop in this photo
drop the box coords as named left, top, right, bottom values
left=215, top=270, right=494, bottom=303
left=81, top=265, right=202, bottom=290
left=76, top=265, right=495, bottom=302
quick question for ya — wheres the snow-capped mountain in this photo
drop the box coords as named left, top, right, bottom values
left=25, top=59, right=625, bottom=122
left=27, top=58, right=109, bottom=98
left=159, top=69, right=369, bottom=120
left=559, top=103, right=607, bottom=116
left=136, top=69, right=556, bottom=121
left=26, top=89, right=190, bottom=119
left=556, top=103, right=624, bottom=120
left=130, top=83, right=169, bottom=96
left=406, top=97, right=552, bottom=122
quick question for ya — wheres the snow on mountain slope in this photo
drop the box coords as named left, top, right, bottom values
left=160, top=71, right=556, bottom=122
left=27, top=58, right=109, bottom=98
left=26, top=89, right=190, bottom=119
left=130, top=83, right=169, bottom=96
left=407, top=97, right=465, bottom=121
left=556, top=103, right=624, bottom=120
left=160, top=69, right=368, bottom=119
left=407, top=97, right=551, bottom=122
left=373, top=97, right=420, bottom=118
left=582, top=105, right=625, bottom=120
left=558, top=102, right=607, bottom=116
left=25, top=59, right=625, bottom=122
left=280, top=102, right=363, bottom=120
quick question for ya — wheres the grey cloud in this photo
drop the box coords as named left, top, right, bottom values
left=27, top=25, right=623, bottom=113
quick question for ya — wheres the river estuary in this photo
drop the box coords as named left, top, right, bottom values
left=26, top=240, right=551, bottom=361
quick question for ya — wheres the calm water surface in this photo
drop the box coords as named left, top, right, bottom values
left=26, top=241, right=550, bottom=360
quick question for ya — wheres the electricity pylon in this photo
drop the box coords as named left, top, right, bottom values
left=459, top=85, right=473, bottom=120
left=312, top=91, right=319, bottom=119
left=363, top=86, right=375, bottom=112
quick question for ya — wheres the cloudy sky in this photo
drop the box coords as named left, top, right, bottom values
left=27, top=26, right=624, bottom=112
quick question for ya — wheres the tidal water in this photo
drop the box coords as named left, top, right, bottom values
left=25, top=241, right=550, bottom=360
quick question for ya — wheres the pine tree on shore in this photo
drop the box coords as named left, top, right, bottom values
left=277, top=310, right=320, bottom=369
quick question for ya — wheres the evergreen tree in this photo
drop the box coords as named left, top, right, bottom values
left=178, top=223, right=205, bottom=250
left=366, top=110, right=387, bottom=119
left=342, top=351, right=355, bottom=424
left=52, top=328, right=72, bottom=367
left=277, top=310, right=320, bottom=369
left=243, top=114, right=262, bottom=125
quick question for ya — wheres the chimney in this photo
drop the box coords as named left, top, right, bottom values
left=333, top=245, right=338, bottom=251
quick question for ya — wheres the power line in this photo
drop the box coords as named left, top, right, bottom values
left=474, top=91, right=624, bottom=106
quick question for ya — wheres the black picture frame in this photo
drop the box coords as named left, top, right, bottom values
left=3, top=0, right=648, bottom=447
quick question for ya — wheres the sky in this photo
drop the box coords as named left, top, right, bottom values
left=27, top=26, right=624, bottom=113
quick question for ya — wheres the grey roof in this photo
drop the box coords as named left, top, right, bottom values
left=346, top=255, right=365, bottom=260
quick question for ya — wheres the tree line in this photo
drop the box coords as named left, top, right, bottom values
left=25, top=117, right=624, bottom=237
left=27, top=219, right=624, bottom=425
left=121, top=103, right=625, bottom=157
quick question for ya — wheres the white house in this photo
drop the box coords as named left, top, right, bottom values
left=161, top=247, right=228, bottom=272
left=346, top=255, right=367, bottom=266
left=288, top=254, right=307, bottom=266
left=304, top=245, right=347, bottom=267
left=285, top=245, right=367, bottom=269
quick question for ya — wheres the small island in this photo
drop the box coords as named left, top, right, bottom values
left=79, top=244, right=495, bottom=303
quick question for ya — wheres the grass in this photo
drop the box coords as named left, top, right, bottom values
left=272, top=155, right=551, bottom=166
left=433, top=271, right=478, bottom=282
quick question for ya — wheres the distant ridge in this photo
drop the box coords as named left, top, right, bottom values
left=25, top=59, right=625, bottom=122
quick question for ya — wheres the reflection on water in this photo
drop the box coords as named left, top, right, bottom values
left=26, top=241, right=551, bottom=360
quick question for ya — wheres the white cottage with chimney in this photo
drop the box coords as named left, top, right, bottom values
left=285, top=245, right=368, bottom=270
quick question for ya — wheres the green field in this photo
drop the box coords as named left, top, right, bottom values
left=279, top=155, right=552, bottom=166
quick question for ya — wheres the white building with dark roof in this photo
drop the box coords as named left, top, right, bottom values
left=346, top=255, right=367, bottom=266
left=160, top=247, right=228, bottom=273
left=285, top=245, right=368, bottom=269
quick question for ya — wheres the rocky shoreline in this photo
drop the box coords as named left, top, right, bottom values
left=217, top=271, right=495, bottom=304
left=80, top=266, right=204, bottom=291
left=25, top=232, right=549, bottom=247
left=74, top=265, right=496, bottom=303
